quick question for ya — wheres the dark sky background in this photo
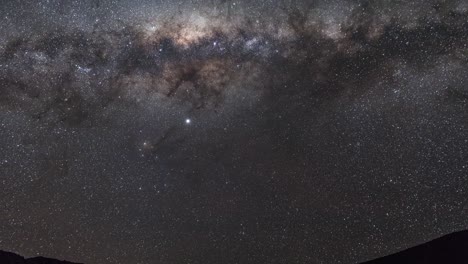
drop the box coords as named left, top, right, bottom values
left=1, top=0, right=468, bottom=263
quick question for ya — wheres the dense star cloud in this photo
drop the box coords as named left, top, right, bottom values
left=1, top=0, right=468, bottom=263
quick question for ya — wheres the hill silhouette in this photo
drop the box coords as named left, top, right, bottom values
left=0, top=250, right=82, bottom=264
left=362, top=230, right=468, bottom=264
left=2, top=230, right=468, bottom=264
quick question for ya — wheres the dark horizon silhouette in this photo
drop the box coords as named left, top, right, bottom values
left=362, top=230, right=468, bottom=264
left=0, top=250, right=82, bottom=264
left=2, top=230, right=468, bottom=264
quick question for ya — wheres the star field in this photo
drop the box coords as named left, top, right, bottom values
left=0, top=0, right=468, bottom=263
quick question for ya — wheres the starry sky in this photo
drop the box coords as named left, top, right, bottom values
left=0, top=0, right=468, bottom=263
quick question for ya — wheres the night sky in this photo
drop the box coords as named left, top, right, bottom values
left=1, top=0, right=468, bottom=263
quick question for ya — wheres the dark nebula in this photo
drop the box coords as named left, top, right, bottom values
left=1, top=0, right=468, bottom=263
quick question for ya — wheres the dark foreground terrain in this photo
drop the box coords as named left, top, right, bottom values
left=0, top=250, right=82, bottom=264
left=1, top=230, right=467, bottom=264
left=363, top=230, right=468, bottom=264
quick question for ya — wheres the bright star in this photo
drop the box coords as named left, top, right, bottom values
left=185, top=118, right=191, bottom=124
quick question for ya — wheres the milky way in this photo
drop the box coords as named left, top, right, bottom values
left=1, top=1, right=468, bottom=263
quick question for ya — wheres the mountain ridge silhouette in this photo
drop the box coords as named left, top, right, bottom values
left=2, top=230, right=468, bottom=264
left=0, top=250, right=82, bottom=264
left=362, top=230, right=468, bottom=264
